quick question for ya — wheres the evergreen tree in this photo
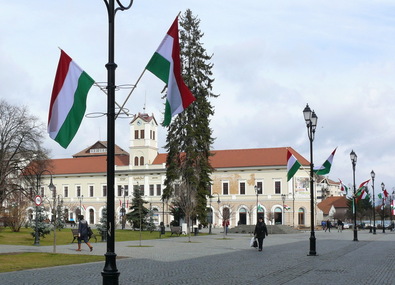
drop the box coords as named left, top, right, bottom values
left=126, top=185, right=149, bottom=230
left=163, top=9, right=217, bottom=224
left=30, top=206, right=51, bottom=239
left=95, top=206, right=107, bottom=241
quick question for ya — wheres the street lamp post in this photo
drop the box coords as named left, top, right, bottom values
left=303, top=104, right=318, bottom=256
left=34, top=170, right=55, bottom=246
left=254, top=185, right=260, bottom=222
left=102, top=1, right=134, bottom=283
left=281, top=194, right=286, bottom=225
left=381, top=182, right=386, bottom=233
left=390, top=191, right=394, bottom=231
left=122, top=187, right=126, bottom=230
left=78, top=195, right=84, bottom=217
left=371, top=170, right=376, bottom=234
left=350, top=150, right=358, bottom=241
left=208, top=195, right=213, bottom=234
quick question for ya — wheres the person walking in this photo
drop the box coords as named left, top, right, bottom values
left=254, top=216, right=268, bottom=252
left=337, top=219, right=343, bottom=233
left=76, top=215, right=93, bottom=252
left=325, top=219, right=332, bottom=232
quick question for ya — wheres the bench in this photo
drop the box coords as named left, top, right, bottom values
left=170, top=226, right=182, bottom=236
left=71, top=228, right=97, bottom=243
left=66, top=220, right=76, bottom=227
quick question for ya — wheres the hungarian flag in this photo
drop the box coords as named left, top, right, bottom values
left=284, top=205, right=291, bottom=210
left=146, top=17, right=196, bottom=126
left=314, top=148, right=337, bottom=175
left=48, top=50, right=94, bottom=148
left=383, top=189, right=389, bottom=198
left=357, top=179, right=370, bottom=191
left=378, top=193, right=383, bottom=199
left=287, top=149, right=301, bottom=181
left=339, top=179, right=348, bottom=195
left=356, top=189, right=369, bottom=201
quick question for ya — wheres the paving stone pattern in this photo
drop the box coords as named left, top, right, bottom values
left=0, top=228, right=394, bottom=285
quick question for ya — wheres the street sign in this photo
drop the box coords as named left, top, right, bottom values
left=34, top=195, right=42, bottom=206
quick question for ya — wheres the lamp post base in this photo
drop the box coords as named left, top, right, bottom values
left=373, top=227, right=376, bottom=234
left=353, top=229, right=358, bottom=241
left=307, top=234, right=317, bottom=256
left=102, top=252, right=120, bottom=285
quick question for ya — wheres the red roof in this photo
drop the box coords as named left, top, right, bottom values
left=45, top=146, right=308, bottom=175
left=317, top=196, right=349, bottom=215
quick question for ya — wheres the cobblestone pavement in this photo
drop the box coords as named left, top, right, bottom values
left=0, top=228, right=394, bottom=285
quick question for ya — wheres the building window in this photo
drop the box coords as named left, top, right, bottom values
left=124, top=185, right=129, bottom=197
left=140, top=156, right=144, bottom=165
left=64, top=186, right=68, bottom=198
left=76, top=186, right=81, bottom=197
left=134, top=130, right=139, bottom=139
left=89, top=185, right=94, bottom=197
left=40, top=186, right=45, bottom=197
left=156, top=184, right=161, bottom=196
left=149, top=185, right=154, bottom=196
left=140, top=130, right=145, bottom=139
left=153, top=131, right=155, bottom=140
left=117, top=185, right=123, bottom=197
left=275, top=180, right=281, bottom=194
left=134, top=157, right=139, bottom=166
left=102, top=185, right=107, bottom=197
left=222, top=182, right=229, bottom=195
left=139, top=184, right=145, bottom=195
left=256, top=181, right=263, bottom=194
left=239, top=182, right=245, bottom=195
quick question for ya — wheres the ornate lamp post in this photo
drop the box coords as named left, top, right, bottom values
left=371, top=170, right=376, bottom=234
left=254, top=185, right=260, bottom=222
left=78, top=195, right=84, bottom=216
left=350, top=150, right=358, bottom=241
left=303, top=103, right=318, bottom=256
left=102, top=1, right=134, bottom=283
left=34, top=170, right=55, bottom=246
left=281, top=194, right=286, bottom=225
left=390, top=191, right=394, bottom=231
left=207, top=195, right=213, bottom=234
left=381, top=182, right=386, bottom=233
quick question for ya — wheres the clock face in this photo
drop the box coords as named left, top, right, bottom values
left=137, top=120, right=142, bottom=126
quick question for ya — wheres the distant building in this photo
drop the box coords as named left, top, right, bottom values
left=27, top=113, right=340, bottom=229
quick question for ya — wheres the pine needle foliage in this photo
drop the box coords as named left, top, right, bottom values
left=163, top=9, right=217, bottom=224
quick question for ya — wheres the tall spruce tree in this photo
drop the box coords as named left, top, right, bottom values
left=162, top=9, right=217, bottom=224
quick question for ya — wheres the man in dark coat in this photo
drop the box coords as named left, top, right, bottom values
left=254, top=216, right=268, bottom=252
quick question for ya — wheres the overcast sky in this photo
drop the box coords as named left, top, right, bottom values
left=2, top=1, right=395, bottom=196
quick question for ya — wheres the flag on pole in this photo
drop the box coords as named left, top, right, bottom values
left=146, top=16, right=196, bottom=126
left=314, top=148, right=337, bottom=175
left=383, top=189, right=389, bottom=198
left=378, top=193, right=383, bottom=199
left=356, top=189, right=369, bottom=201
left=284, top=205, right=291, bottom=210
left=357, top=179, right=370, bottom=191
left=339, top=179, right=348, bottom=195
left=48, top=50, right=95, bottom=148
left=287, top=150, right=301, bottom=181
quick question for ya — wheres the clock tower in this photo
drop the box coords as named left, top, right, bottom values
left=129, top=113, right=159, bottom=167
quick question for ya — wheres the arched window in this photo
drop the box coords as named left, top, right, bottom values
left=140, top=156, right=144, bottom=165
left=134, top=157, right=139, bottom=166
left=239, top=208, right=247, bottom=225
left=298, top=208, right=305, bottom=225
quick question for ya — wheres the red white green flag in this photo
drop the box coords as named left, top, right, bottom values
left=338, top=179, right=348, bottom=195
left=48, top=50, right=94, bottom=148
left=356, top=189, right=369, bottom=201
left=287, top=149, right=301, bottom=181
left=146, top=17, right=196, bottom=126
left=314, top=147, right=337, bottom=175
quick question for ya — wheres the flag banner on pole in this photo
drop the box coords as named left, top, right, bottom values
left=378, top=193, right=383, bottom=199
left=146, top=16, right=196, bottom=126
left=286, top=149, right=301, bottom=181
left=48, top=50, right=94, bottom=148
left=339, top=179, right=348, bottom=195
left=314, top=147, right=337, bottom=175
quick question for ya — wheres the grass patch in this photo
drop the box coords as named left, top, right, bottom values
left=0, top=252, right=103, bottom=273
left=0, top=227, right=182, bottom=246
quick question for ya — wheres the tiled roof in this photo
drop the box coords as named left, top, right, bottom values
left=45, top=146, right=309, bottom=176
left=317, top=196, right=348, bottom=215
left=48, top=155, right=129, bottom=175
